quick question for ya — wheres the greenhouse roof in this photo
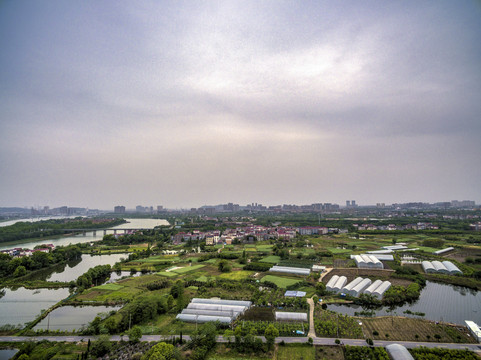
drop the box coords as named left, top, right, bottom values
left=284, top=290, right=307, bottom=297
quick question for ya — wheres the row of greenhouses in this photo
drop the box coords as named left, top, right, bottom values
left=353, top=254, right=384, bottom=269
left=176, top=298, right=252, bottom=324
left=269, top=265, right=311, bottom=276
left=422, top=260, right=462, bottom=275
left=326, top=275, right=391, bottom=299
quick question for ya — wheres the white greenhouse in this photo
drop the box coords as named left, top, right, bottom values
left=363, top=279, right=383, bottom=295
left=332, top=276, right=347, bottom=293
left=349, top=278, right=372, bottom=297
left=326, top=275, right=340, bottom=292
left=422, top=261, right=436, bottom=273
left=434, top=247, right=454, bottom=255
left=269, top=265, right=311, bottom=276
left=275, top=311, right=308, bottom=322
left=442, top=261, right=462, bottom=275
left=385, top=344, right=414, bottom=360
left=372, top=281, right=391, bottom=300
left=431, top=260, right=449, bottom=274
left=177, top=297, right=252, bottom=324
left=341, top=277, right=363, bottom=294
left=191, top=298, right=252, bottom=307
left=176, top=314, right=232, bottom=324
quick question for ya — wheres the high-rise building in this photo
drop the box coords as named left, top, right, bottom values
left=346, top=200, right=351, bottom=207
left=114, top=206, right=126, bottom=214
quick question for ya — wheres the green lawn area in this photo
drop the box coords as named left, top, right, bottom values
left=218, top=270, right=254, bottom=281
left=196, top=275, right=210, bottom=282
left=327, top=247, right=352, bottom=254
left=171, top=264, right=205, bottom=274
left=205, top=258, right=218, bottom=264
left=260, top=275, right=302, bottom=288
left=276, top=344, right=316, bottom=360
left=94, top=283, right=124, bottom=291
left=135, top=255, right=180, bottom=263
left=156, top=271, right=179, bottom=278
left=260, top=255, right=281, bottom=263
left=256, top=245, right=273, bottom=251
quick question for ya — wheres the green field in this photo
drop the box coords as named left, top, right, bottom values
left=260, top=275, right=302, bottom=288
left=260, top=255, right=281, bottom=263
left=276, top=344, right=315, bottom=360
left=171, top=264, right=205, bottom=273
left=94, top=283, right=124, bottom=291
left=155, top=271, right=178, bottom=277
left=218, top=270, right=254, bottom=280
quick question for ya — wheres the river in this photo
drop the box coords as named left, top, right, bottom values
left=327, top=281, right=481, bottom=326
left=0, top=218, right=169, bottom=251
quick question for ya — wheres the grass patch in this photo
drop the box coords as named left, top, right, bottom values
left=260, top=275, right=302, bottom=288
left=327, top=247, right=352, bottom=254
left=94, top=283, right=124, bottom=291
left=260, top=255, right=281, bottom=264
left=276, top=344, right=315, bottom=360
left=196, top=275, right=210, bottom=282
left=218, top=270, right=254, bottom=281
left=171, top=264, right=205, bottom=274
left=156, top=271, right=178, bottom=278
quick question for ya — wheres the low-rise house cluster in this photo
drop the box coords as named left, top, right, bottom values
left=353, top=222, right=439, bottom=231
left=1, top=244, right=54, bottom=257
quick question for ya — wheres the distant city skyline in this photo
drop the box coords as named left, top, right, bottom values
left=1, top=1, right=480, bottom=209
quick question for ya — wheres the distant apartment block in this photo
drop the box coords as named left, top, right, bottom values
left=114, top=206, right=126, bottom=214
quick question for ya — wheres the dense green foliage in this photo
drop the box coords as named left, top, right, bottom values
left=314, top=311, right=363, bottom=338
left=0, top=244, right=82, bottom=279
left=0, top=217, right=125, bottom=243
left=410, top=347, right=479, bottom=359
left=344, top=346, right=389, bottom=360
left=76, top=264, right=111, bottom=290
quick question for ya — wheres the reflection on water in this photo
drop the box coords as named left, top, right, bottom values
left=0, top=349, right=18, bottom=360
left=34, top=305, right=122, bottom=331
left=30, top=254, right=126, bottom=283
left=327, top=281, right=481, bottom=325
left=0, top=287, right=71, bottom=327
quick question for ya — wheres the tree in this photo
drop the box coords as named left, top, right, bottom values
left=129, top=326, right=142, bottom=343
left=90, top=335, right=112, bottom=357
left=264, top=324, right=279, bottom=351
left=218, top=259, right=231, bottom=273
left=142, top=342, right=177, bottom=360
left=315, top=282, right=326, bottom=296
left=13, top=265, right=27, bottom=277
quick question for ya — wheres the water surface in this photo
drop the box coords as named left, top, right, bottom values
left=327, top=281, right=481, bottom=325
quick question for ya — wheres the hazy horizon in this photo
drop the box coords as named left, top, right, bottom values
left=1, top=1, right=480, bottom=210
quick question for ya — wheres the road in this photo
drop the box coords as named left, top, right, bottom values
left=0, top=335, right=480, bottom=354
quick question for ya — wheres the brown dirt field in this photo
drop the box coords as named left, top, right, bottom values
left=315, top=346, right=345, bottom=360
left=361, top=317, right=476, bottom=343
left=445, top=247, right=481, bottom=263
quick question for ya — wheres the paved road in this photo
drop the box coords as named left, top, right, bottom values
left=1, top=335, right=480, bottom=354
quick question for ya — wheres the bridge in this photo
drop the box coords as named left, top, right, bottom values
left=61, top=228, right=151, bottom=236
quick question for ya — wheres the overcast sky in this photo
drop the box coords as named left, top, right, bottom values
left=1, top=1, right=480, bottom=210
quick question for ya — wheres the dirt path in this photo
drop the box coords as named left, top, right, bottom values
left=307, top=298, right=316, bottom=338
left=319, top=267, right=333, bottom=282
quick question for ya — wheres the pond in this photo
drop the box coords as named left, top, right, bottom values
left=0, top=349, right=18, bottom=360
left=327, top=281, right=481, bottom=326
left=32, top=254, right=127, bottom=283
left=33, top=305, right=122, bottom=332
left=0, top=287, right=71, bottom=328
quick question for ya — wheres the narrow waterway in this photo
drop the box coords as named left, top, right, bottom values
left=327, top=281, right=481, bottom=326
left=0, top=218, right=169, bottom=251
